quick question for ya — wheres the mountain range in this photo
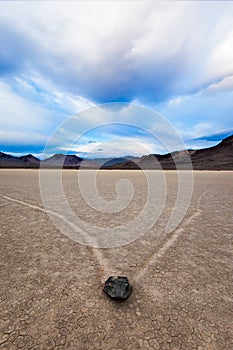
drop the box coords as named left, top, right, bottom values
left=106, top=134, right=233, bottom=170
left=0, top=152, right=136, bottom=169
left=0, top=134, right=233, bottom=170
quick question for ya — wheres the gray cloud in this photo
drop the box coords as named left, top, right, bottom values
left=0, top=1, right=233, bottom=156
left=1, top=1, right=233, bottom=103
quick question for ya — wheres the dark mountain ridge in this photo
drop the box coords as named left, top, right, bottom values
left=0, top=134, right=233, bottom=169
left=19, top=154, right=40, bottom=163
left=42, top=154, right=83, bottom=168
left=109, top=134, right=233, bottom=170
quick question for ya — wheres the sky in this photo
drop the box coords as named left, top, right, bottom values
left=0, top=1, right=233, bottom=158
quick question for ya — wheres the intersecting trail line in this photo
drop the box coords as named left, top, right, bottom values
left=134, top=190, right=209, bottom=282
left=0, top=191, right=208, bottom=285
left=0, top=193, right=109, bottom=282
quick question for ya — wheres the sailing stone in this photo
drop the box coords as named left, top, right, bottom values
left=103, top=276, right=132, bottom=300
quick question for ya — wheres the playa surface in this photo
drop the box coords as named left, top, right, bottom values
left=0, top=170, right=232, bottom=350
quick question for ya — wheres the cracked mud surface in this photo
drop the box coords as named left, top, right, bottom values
left=0, top=170, right=232, bottom=350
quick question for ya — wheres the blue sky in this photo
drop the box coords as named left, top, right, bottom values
left=0, top=1, right=233, bottom=158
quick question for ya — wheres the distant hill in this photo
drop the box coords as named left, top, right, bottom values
left=0, top=152, right=18, bottom=162
left=0, top=134, right=233, bottom=169
left=19, top=154, right=40, bottom=164
left=100, top=157, right=137, bottom=168
left=0, top=152, right=40, bottom=168
left=189, top=134, right=233, bottom=169
left=0, top=152, right=134, bottom=169
left=108, top=134, right=233, bottom=170
left=42, top=154, right=83, bottom=168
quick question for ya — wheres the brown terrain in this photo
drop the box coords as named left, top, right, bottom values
left=0, top=169, right=232, bottom=350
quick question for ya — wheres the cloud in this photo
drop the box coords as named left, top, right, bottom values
left=204, top=75, right=233, bottom=94
left=0, top=77, right=94, bottom=151
left=0, top=2, right=233, bottom=155
left=41, top=103, right=192, bottom=158
left=193, top=129, right=233, bottom=142
left=0, top=80, right=51, bottom=133
left=1, top=2, right=233, bottom=103
left=156, top=86, right=233, bottom=142
left=61, top=137, right=162, bottom=158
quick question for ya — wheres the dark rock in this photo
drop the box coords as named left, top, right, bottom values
left=103, top=276, right=132, bottom=300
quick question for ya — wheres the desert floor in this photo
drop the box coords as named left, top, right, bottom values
left=0, top=170, right=232, bottom=350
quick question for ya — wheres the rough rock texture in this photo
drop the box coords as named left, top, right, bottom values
left=103, top=276, right=132, bottom=300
